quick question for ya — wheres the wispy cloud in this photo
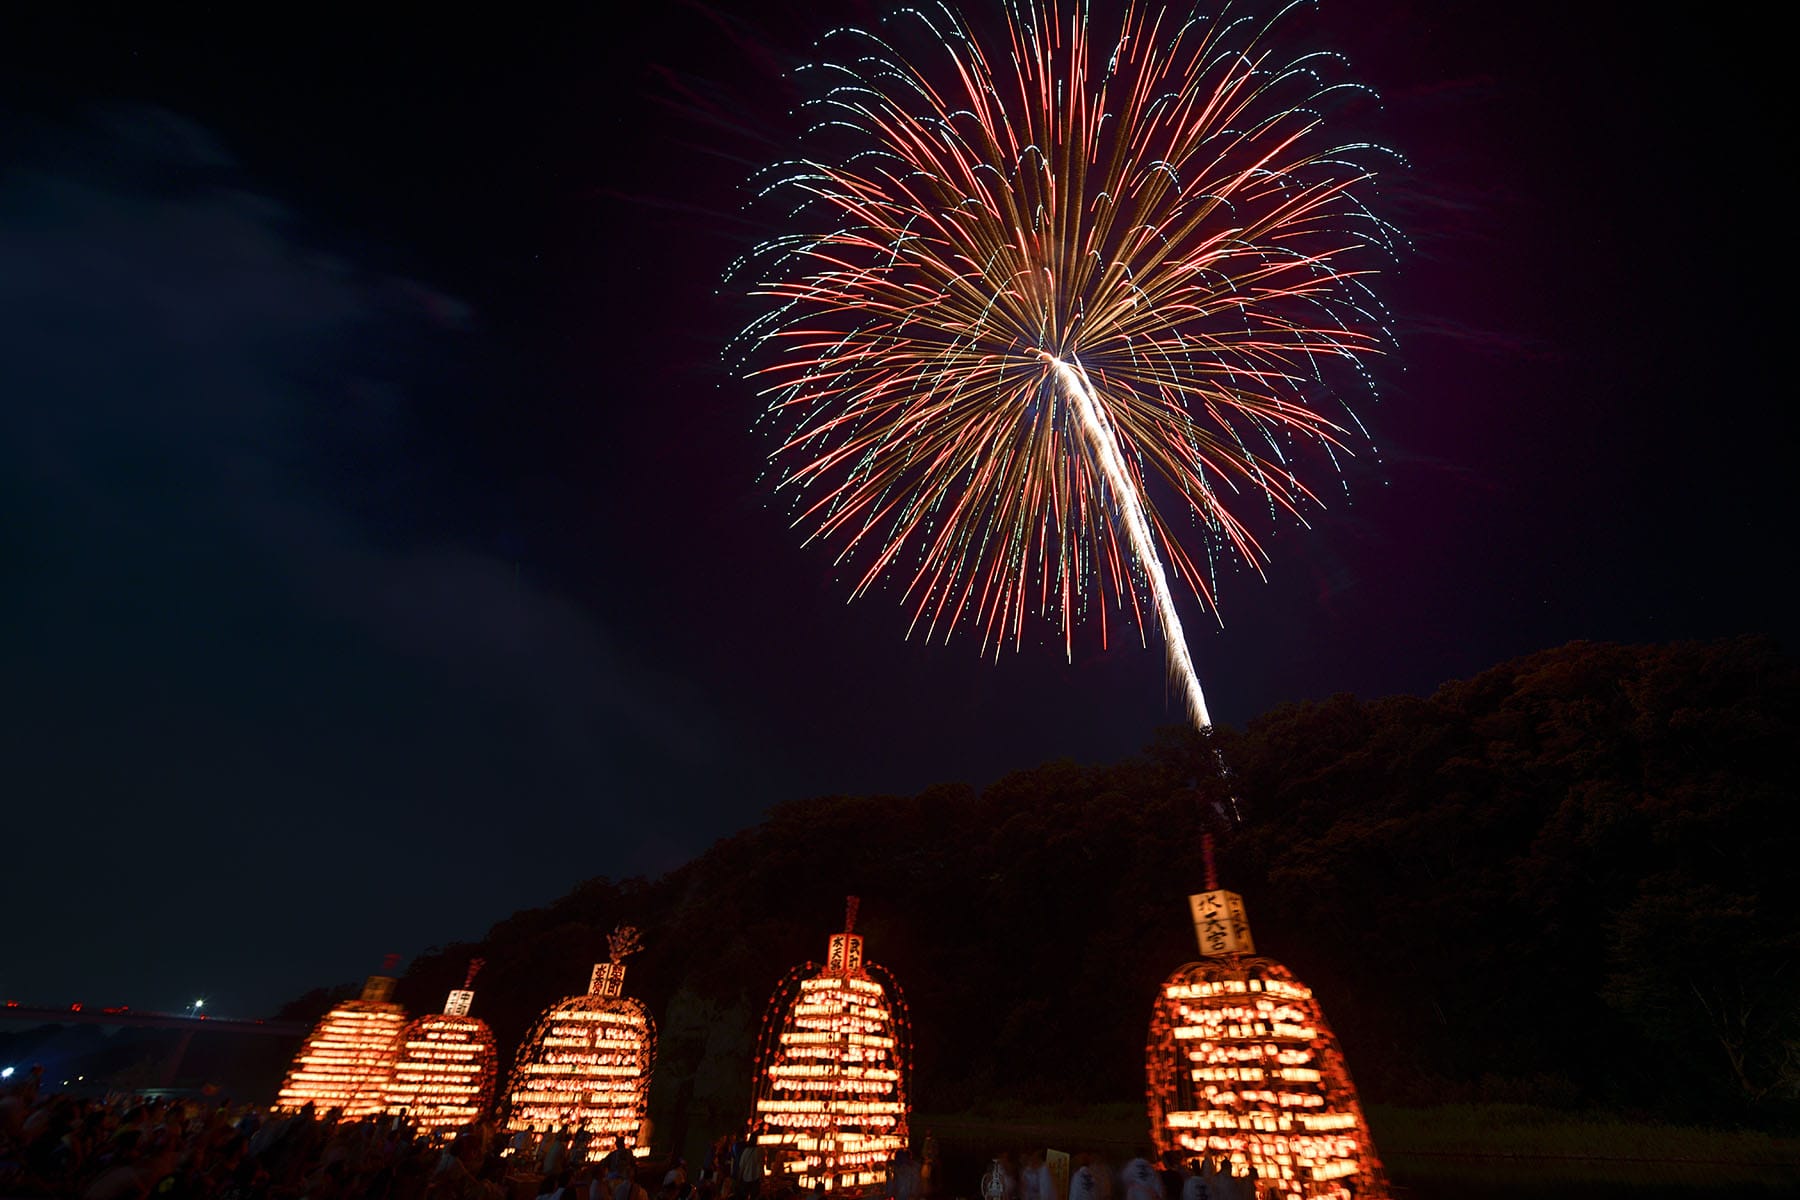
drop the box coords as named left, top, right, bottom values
left=0, top=105, right=720, bottom=1012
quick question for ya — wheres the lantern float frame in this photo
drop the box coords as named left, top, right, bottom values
left=504, top=926, right=658, bottom=1156
left=384, top=959, right=499, bottom=1136
left=275, top=973, right=408, bottom=1119
left=1145, top=845, right=1387, bottom=1199
left=748, top=898, right=913, bottom=1198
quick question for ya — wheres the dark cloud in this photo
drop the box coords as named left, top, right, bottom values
left=0, top=107, right=718, bottom=1014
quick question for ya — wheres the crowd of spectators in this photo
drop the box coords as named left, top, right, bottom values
left=1, top=1066, right=509, bottom=1199
left=5, top=1065, right=493, bottom=1194
left=2, top=1066, right=1269, bottom=1200
left=979, top=1151, right=1267, bottom=1200
left=0, top=1067, right=907, bottom=1200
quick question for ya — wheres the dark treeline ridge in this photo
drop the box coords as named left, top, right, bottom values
left=285, top=637, right=1797, bottom=1135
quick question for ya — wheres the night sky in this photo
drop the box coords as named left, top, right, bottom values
left=2, top=3, right=1782, bottom=1017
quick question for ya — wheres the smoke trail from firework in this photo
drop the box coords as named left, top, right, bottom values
left=735, top=0, right=1397, bottom=730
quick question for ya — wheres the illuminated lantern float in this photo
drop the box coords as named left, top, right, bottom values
left=749, top=898, right=911, bottom=1196
left=275, top=972, right=408, bottom=1118
left=1146, top=845, right=1388, bottom=1199
left=506, top=926, right=657, bottom=1154
left=383, top=959, right=499, bottom=1134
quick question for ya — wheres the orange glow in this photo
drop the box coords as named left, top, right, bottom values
left=1146, top=924, right=1387, bottom=1198
left=750, top=899, right=911, bottom=1197
left=382, top=986, right=498, bottom=1135
left=275, top=976, right=406, bottom=1119
left=505, top=928, right=655, bottom=1151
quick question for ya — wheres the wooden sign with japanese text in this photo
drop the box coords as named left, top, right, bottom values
left=589, top=961, right=627, bottom=997
left=1188, top=889, right=1255, bottom=957
left=826, top=931, right=864, bottom=973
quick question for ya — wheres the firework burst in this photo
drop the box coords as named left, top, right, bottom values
left=734, top=0, right=1398, bottom=729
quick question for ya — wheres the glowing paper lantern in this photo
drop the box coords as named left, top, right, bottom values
left=383, top=959, right=499, bottom=1134
left=275, top=973, right=407, bottom=1118
left=749, top=898, right=912, bottom=1196
left=505, top=926, right=657, bottom=1153
left=1146, top=845, right=1387, bottom=1199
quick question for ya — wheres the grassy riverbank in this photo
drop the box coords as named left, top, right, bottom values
left=1367, top=1103, right=1799, bottom=1190
left=916, top=1102, right=1800, bottom=1194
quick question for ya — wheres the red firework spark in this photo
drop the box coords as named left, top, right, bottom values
left=737, top=0, right=1396, bottom=691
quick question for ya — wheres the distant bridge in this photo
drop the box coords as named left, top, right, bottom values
left=1, top=1004, right=309, bottom=1091
left=0, top=1005, right=307, bottom=1036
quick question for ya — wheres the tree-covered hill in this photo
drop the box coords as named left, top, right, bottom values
left=291, top=637, right=1797, bottom=1140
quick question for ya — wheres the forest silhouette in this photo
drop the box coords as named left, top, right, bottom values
left=284, top=637, right=1798, bottom=1136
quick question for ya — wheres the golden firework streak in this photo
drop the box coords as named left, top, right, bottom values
left=1043, top=351, right=1213, bottom=730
